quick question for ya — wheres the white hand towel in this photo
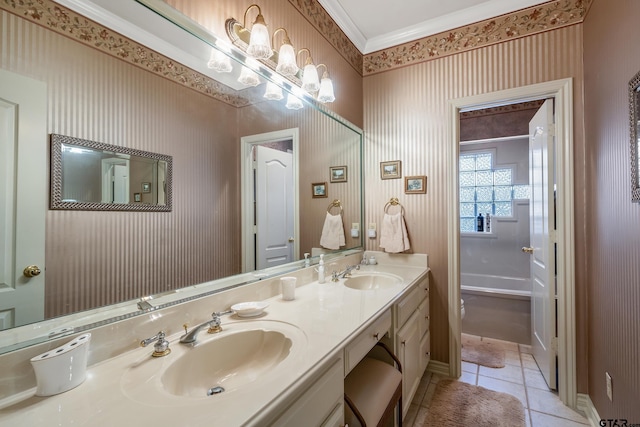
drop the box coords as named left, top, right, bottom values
left=379, top=212, right=411, bottom=253
left=320, top=212, right=345, bottom=250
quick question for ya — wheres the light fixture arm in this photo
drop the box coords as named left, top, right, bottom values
left=243, top=4, right=265, bottom=28
left=316, top=63, right=329, bottom=79
left=272, top=27, right=292, bottom=47
left=297, top=48, right=313, bottom=67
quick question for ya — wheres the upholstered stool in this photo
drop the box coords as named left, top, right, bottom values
left=344, top=342, right=402, bottom=427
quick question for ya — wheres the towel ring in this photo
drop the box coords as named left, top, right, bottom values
left=384, top=197, right=405, bottom=215
left=327, top=199, right=343, bottom=215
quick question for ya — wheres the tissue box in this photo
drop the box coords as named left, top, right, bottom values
left=30, top=333, right=91, bottom=396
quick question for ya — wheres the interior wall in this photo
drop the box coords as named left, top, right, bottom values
left=583, top=0, right=640, bottom=419
left=363, top=24, right=587, bottom=390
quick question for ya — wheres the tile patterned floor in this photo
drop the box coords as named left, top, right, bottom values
left=405, top=334, right=591, bottom=427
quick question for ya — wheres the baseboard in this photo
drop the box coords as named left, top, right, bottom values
left=427, top=360, right=450, bottom=377
left=577, top=393, right=600, bottom=427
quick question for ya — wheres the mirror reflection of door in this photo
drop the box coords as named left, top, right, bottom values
left=255, top=144, right=294, bottom=270
left=101, top=158, right=130, bottom=204
left=241, top=129, right=299, bottom=273
left=0, top=70, right=47, bottom=330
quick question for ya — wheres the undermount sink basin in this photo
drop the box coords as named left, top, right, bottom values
left=343, top=273, right=403, bottom=290
left=161, top=329, right=292, bottom=397
left=121, top=320, right=306, bottom=404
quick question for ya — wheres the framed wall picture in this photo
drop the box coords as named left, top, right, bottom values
left=405, top=175, right=427, bottom=194
left=380, top=160, right=402, bottom=179
left=312, top=182, right=327, bottom=198
left=141, top=182, right=151, bottom=193
left=134, top=193, right=141, bottom=202
left=330, top=166, right=347, bottom=183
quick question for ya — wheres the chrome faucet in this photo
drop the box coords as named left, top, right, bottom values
left=140, top=331, right=171, bottom=357
left=179, top=310, right=232, bottom=344
left=331, top=264, right=360, bottom=281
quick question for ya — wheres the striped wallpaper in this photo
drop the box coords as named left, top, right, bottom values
left=363, top=24, right=587, bottom=388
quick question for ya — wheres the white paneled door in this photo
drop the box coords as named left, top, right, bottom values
left=528, top=99, right=557, bottom=390
left=255, top=145, right=294, bottom=270
left=0, top=70, right=47, bottom=330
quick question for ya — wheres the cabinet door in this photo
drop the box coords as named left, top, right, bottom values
left=396, top=310, right=421, bottom=419
left=420, top=330, right=431, bottom=374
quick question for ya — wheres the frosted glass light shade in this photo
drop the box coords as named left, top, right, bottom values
left=276, top=43, right=298, bottom=76
left=238, top=67, right=260, bottom=87
left=207, top=49, right=232, bottom=73
left=317, top=77, right=335, bottom=103
left=285, top=93, right=304, bottom=110
left=301, top=63, right=320, bottom=92
left=264, top=82, right=284, bottom=100
left=247, top=21, right=272, bottom=59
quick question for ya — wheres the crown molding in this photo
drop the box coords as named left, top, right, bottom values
left=364, top=0, right=553, bottom=54
left=316, top=0, right=367, bottom=52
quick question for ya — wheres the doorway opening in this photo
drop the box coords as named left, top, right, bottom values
left=241, top=128, right=299, bottom=273
left=447, top=79, right=577, bottom=407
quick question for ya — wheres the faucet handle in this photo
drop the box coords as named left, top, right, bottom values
left=331, top=271, right=339, bottom=282
left=140, top=331, right=171, bottom=357
left=208, top=310, right=233, bottom=334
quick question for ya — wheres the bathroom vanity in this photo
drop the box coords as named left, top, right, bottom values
left=0, top=252, right=429, bottom=426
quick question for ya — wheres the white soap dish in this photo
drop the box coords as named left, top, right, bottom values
left=30, top=333, right=91, bottom=396
left=231, top=301, right=269, bottom=318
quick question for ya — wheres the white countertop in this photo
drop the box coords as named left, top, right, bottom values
left=0, top=261, right=428, bottom=427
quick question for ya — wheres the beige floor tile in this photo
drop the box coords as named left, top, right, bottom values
left=520, top=352, right=539, bottom=370
left=527, top=388, right=590, bottom=424
left=519, top=343, right=533, bottom=354
left=525, top=409, right=532, bottom=427
left=504, top=349, right=522, bottom=366
left=410, top=405, right=430, bottom=427
left=477, top=375, right=528, bottom=408
left=462, top=332, right=482, bottom=343
left=404, top=402, right=419, bottom=426
left=462, top=361, right=479, bottom=373
left=421, top=381, right=438, bottom=408
left=479, top=363, right=524, bottom=384
left=459, top=371, right=477, bottom=385
left=482, top=336, right=520, bottom=351
left=530, top=410, right=589, bottom=426
left=523, top=367, right=550, bottom=390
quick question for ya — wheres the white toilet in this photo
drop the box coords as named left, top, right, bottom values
left=460, top=299, right=466, bottom=320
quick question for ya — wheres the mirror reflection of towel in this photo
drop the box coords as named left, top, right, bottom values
left=380, top=213, right=410, bottom=253
left=320, top=212, right=345, bottom=250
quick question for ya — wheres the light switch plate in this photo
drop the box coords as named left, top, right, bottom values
left=351, top=223, right=359, bottom=230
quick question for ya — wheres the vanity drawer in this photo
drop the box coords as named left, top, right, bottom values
left=395, top=285, right=421, bottom=327
left=344, top=309, right=391, bottom=374
left=418, top=275, right=430, bottom=300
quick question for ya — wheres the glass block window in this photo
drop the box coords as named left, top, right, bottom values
left=459, top=152, right=529, bottom=233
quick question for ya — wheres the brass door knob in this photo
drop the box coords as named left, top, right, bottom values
left=23, top=265, right=41, bottom=277
left=288, top=237, right=294, bottom=242
left=521, top=247, right=534, bottom=254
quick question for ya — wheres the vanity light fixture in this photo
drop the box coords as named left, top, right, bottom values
left=238, top=66, right=260, bottom=86
left=297, top=48, right=320, bottom=93
left=272, top=28, right=298, bottom=77
left=285, top=93, right=304, bottom=110
left=316, top=64, right=335, bottom=103
left=264, top=81, right=284, bottom=100
left=243, top=4, right=272, bottom=59
left=207, top=48, right=232, bottom=73
left=224, top=5, right=337, bottom=102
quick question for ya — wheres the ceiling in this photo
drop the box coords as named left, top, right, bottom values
left=317, top=0, right=550, bottom=54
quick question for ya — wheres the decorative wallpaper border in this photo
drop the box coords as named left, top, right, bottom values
left=288, top=0, right=363, bottom=75
left=363, top=0, right=593, bottom=76
left=460, top=100, right=545, bottom=119
left=0, top=0, right=251, bottom=108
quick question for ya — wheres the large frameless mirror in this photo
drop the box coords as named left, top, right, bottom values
left=0, top=0, right=362, bottom=354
